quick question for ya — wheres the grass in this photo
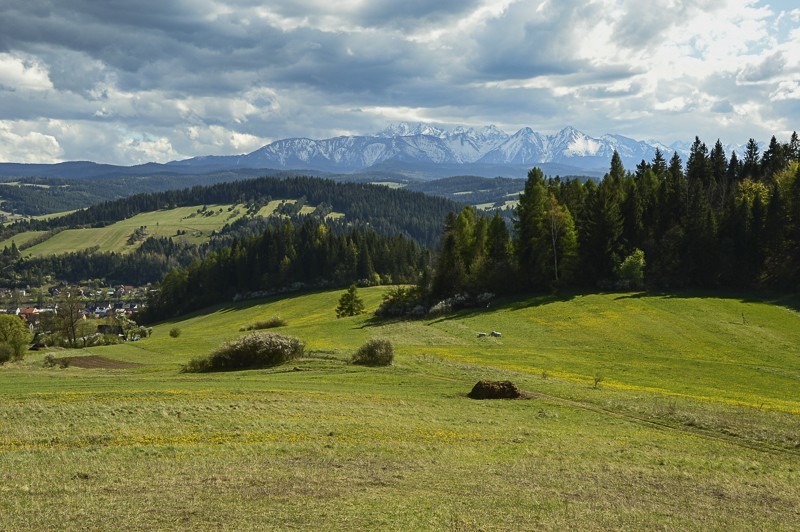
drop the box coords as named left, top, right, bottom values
left=21, top=204, right=247, bottom=256
left=0, top=230, right=49, bottom=250
left=11, top=201, right=345, bottom=257
left=1, top=288, right=799, bottom=529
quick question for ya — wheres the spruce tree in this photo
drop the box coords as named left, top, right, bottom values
left=335, top=284, right=365, bottom=318
left=514, top=167, right=548, bottom=289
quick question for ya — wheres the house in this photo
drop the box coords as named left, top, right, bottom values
left=18, top=307, right=40, bottom=325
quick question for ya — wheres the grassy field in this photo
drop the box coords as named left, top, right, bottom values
left=1, top=289, right=799, bottom=529
left=4, top=201, right=345, bottom=258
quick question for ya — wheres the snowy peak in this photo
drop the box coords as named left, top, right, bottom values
left=376, top=122, right=448, bottom=138
left=169, top=122, right=691, bottom=175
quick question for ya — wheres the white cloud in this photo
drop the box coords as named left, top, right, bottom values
left=115, top=135, right=177, bottom=165
left=0, top=53, right=53, bottom=91
left=0, top=121, right=62, bottom=163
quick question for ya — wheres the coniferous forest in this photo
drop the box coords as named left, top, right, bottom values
left=143, top=219, right=428, bottom=321
left=429, top=134, right=800, bottom=299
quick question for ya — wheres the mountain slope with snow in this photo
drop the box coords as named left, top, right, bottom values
left=166, top=123, right=746, bottom=177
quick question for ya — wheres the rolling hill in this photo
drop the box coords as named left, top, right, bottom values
left=1, top=288, right=798, bottom=529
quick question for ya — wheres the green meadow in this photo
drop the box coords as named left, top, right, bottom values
left=2, top=288, right=799, bottom=529
left=1, top=201, right=344, bottom=258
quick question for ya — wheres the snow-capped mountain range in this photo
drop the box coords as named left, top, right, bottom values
left=170, top=123, right=743, bottom=178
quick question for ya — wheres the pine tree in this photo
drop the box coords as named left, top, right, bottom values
left=482, top=213, right=514, bottom=293
left=581, top=175, right=624, bottom=285
left=742, top=139, right=761, bottom=181
left=651, top=148, right=667, bottom=180
left=514, top=167, right=548, bottom=289
left=335, top=284, right=365, bottom=318
left=761, top=135, right=786, bottom=183
left=789, top=131, right=800, bottom=162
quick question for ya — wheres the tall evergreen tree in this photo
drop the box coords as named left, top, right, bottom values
left=761, top=135, right=787, bottom=183
left=651, top=148, right=667, bottom=180
left=482, top=213, right=514, bottom=293
left=581, top=175, right=624, bottom=285
left=514, top=168, right=548, bottom=288
left=742, top=138, right=761, bottom=181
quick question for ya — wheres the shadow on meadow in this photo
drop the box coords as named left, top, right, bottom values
left=613, top=289, right=800, bottom=314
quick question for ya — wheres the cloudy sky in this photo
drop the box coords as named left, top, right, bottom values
left=1, top=0, right=798, bottom=165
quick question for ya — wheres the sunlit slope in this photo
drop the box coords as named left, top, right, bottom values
left=6, top=200, right=345, bottom=257
left=74, top=288, right=800, bottom=412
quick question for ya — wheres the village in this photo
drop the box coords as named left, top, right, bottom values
left=0, top=284, right=151, bottom=346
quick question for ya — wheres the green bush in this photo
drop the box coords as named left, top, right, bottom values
left=240, top=316, right=287, bottom=331
left=169, top=327, right=181, bottom=338
left=183, top=332, right=304, bottom=373
left=617, top=249, right=646, bottom=290
left=351, top=338, right=394, bottom=367
left=0, top=343, right=14, bottom=365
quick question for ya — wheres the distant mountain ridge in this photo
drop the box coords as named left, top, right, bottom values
left=170, top=123, right=745, bottom=178
left=0, top=123, right=748, bottom=181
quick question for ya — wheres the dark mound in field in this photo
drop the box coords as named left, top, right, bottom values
left=468, top=380, right=522, bottom=399
left=63, top=355, right=141, bottom=369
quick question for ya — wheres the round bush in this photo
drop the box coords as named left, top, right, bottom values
left=169, top=327, right=181, bottom=338
left=351, top=338, right=394, bottom=366
left=183, top=332, right=304, bottom=372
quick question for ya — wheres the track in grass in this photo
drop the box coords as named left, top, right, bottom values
left=62, top=355, right=142, bottom=369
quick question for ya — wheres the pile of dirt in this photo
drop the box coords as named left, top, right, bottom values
left=468, top=380, right=522, bottom=399
left=61, top=355, right=141, bottom=369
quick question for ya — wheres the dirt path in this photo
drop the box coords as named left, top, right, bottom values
left=62, top=355, right=141, bottom=369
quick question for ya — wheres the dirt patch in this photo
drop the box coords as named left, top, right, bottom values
left=61, top=355, right=141, bottom=369
left=468, top=380, right=524, bottom=399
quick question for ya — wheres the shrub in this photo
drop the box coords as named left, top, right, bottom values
left=375, top=286, right=424, bottom=318
left=240, top=316, right=287, bottom=331
left=169, top=327, right=181, bottom=338
left=0, top=314, right=32, bottom=360
left=183, top=332, right=304, bottom=373
left=43, top=354, right=70, bottom=368
left=351, top=338, right=394, bottom=367
left=0, top=343, right=14, bottom=365
left=616, top=249, right=646, bottom=290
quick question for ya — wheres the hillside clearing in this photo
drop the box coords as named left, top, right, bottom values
left=5, top=201, right=345, bottom=258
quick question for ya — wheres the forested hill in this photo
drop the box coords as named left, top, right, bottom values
left=1, top=175, right=458, bottom=247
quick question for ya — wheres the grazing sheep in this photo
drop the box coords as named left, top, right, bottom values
left=477, top=332, right=487, bottom=338
left=490, top=331, right=502, bottom=338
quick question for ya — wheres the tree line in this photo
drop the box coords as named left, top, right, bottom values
left=142, top=218, right=429, bottom=322
left=429, top=133, right=800, bottom=299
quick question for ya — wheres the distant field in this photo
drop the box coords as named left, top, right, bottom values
left=476, top=199, right=519, bottom=210
left=0, top=229, right=49, bottom=250
left=1, top=289, right=798, bottom=528
left=7, top=201, right=344, bottom=258
left=20, top=204, right=246, bottom=257
left=369, top=181, right=405, bottom=189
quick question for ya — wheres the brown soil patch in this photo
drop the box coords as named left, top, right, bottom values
left=62, top=355, right=141, bottom=369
